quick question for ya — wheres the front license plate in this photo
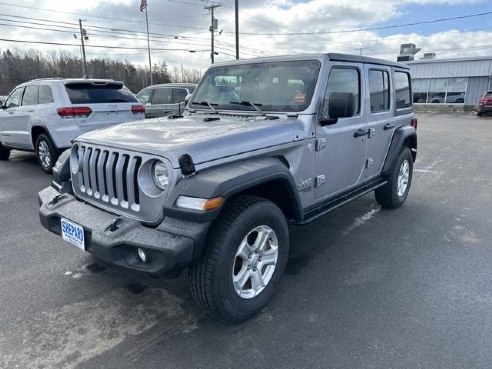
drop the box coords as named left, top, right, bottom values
left=61, top=218, right=85, bottom=251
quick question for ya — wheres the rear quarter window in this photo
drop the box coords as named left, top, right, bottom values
left=394, top=71, right=412, bottom=109
left=65, top=83, right=137, bottom=104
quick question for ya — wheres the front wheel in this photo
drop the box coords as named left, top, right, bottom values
left=36, top=134, right=58, bottom=174
left=189, top=196, right=289, bottom=323
left=375, top=147, right=413, bottom=209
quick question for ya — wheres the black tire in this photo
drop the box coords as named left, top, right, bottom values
left=375, top=147, right=413, bottom=209
left=0, top=143, right=10, bottom=160
left=477, top=112, right=483, bottom=117
left=189, top=195, right=289, bottom=323
left=35, top=134, right=58, bottom=174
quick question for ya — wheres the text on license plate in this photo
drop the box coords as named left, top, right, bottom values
left=61, top=218, right=85, bottom=251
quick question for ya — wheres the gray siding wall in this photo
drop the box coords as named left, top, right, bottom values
left=410, top=59, right=492, bottom=79
left=466, top=77, right=492, bottom=105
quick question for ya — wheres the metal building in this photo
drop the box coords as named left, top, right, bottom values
left=407, top=56, right=492, bottom=107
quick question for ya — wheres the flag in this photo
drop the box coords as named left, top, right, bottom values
left=140, top=0, right=147, bottom=12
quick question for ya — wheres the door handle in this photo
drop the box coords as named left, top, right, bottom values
left=353, top=129, right=369, bottom=138
left=383, top=123, right=395, bottom=130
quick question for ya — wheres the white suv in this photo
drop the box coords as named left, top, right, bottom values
left=0, top=78, right=145, bottom=173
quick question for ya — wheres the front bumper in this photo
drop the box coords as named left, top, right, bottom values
left=39, top=186, right=198, bottom=277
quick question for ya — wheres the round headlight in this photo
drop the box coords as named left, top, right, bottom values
left=152, top=161, right=170, bottom=191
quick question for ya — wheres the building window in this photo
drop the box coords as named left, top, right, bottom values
left=412, top=79, right=429, bottom=103
left=428, top=78, right=448, bottom=104
left=413, top=77, right=467, bottom=104
left=445, top=78, right=467, bottom=103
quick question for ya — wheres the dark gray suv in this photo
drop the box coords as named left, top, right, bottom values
left=136, top=83, right=196, bottom=118
left=39, top=53, right=417, bottom=322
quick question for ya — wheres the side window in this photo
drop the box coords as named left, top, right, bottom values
left=369, top=70, right=390, bottom=113
left=172, top=88, right=188, bottom=104
left=136, top=89, right=152, bottom=105
left=39, top=85, right=54, bottom=104
left=22, top=85, right=39, bottom=106
left=394, top=71, right=412, bottom=109
left=151, top=88, right=172, bottom=104
left=5, top=87, right=24, bottom=109
left=323, top=67, right=360, bottom=117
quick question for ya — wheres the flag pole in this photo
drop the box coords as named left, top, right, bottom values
left=145, top=6, right=153, bottom=85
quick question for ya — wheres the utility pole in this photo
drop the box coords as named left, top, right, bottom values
left=144, top=7, right=153, bottom=85
left=78, top=19, right=88, bottom=78
left=205, top=2, right=221, bottom=64
left=235, top=0, right=239, bottom=60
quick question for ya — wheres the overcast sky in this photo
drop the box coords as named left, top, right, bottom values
left=0, top=0, right=491, bottom=71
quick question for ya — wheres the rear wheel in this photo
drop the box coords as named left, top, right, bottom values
left=0, top=143, right=10, bottom=160
left=375, top=147, right=413, bottom=209
left=189, top=196, right=289, bottom=323
left=36, top=134, right=58, bottom=174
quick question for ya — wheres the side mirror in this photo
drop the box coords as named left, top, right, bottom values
left=320, top=92, right=354, bottom=126
left=185, top=93, right=192, bottom=103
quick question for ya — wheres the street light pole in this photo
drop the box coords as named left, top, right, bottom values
left=78, top=19, right=87, bottom=78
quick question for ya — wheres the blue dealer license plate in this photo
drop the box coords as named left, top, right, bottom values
left=61, top=218, right=85, bottom=251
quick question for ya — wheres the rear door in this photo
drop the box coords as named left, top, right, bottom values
left=364, top=65, right=394, bottom=178
left=147, top=87, right=173, bottom=118
left=64, top=81, right=142, bottom=133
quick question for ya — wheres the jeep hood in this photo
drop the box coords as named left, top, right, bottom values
left=76, top=115, right=307, bottom=168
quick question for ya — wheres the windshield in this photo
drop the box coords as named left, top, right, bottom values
left=190, top=60, right=321, bottom=112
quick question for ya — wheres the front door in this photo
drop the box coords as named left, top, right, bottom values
left=315, top=64, right=367, bottom=199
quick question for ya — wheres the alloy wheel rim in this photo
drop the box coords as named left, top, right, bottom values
left=232, top=225, right=279, bottom=299
left=397, top=159, right=410, bottom=197
left=38, top=141, right=51, bottom=168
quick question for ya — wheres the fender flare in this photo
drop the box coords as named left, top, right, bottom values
left=164, top=157, right=303, bottom=223
left=381, top=126, right=417, bottom=176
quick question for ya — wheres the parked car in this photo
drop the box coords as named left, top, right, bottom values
left=478, top=91, right=492, bottom=116
left=0, top=78, right=145, bottom=173
left=136, top=83, right=197, bottom=118
left=39, top=53, right=417, bottom=322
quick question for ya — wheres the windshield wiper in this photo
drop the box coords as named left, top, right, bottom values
left=230, top=101, right=279, bottom=120
left=108, top=98, right=129, bottom=102
left=230, top=100, right=264, bottom=115
left=193, top=101, right=218, bottom=114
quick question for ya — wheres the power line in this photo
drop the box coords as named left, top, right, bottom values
left=0, top=37, right=202, bottom=52
left=0, top=1, right=208, bottom=29
left=223, top=10, right=492, bottom=36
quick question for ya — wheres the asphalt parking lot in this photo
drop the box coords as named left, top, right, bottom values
left=1, top=113, right=492, bottom=369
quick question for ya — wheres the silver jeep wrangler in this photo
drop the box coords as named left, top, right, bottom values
left=39, top=53, right=417, bottom=322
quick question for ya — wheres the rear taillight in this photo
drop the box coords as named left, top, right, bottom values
left=131, top=105, right=145, bottom=114
left=411, top=118, right=418, bottom=130
left=57, top=107, right=92, bottom=118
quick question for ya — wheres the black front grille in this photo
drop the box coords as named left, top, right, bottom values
left=75, top=145, right=142, bottom=212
